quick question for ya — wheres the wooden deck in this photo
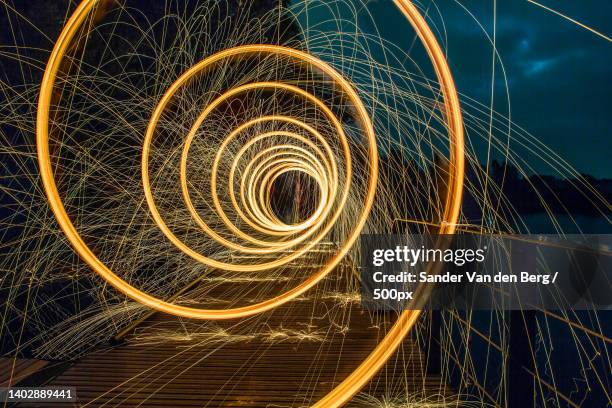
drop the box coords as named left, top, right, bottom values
left=0, top=358, right=49, bottom=388
left=18, top=265, right=450, bottom=407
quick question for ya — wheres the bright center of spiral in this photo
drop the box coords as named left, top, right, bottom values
left=37, top=1, right=464, bottom=406
left=139, top=44, right=379, bottom=317
left=269, top=170, right=321, bottom=226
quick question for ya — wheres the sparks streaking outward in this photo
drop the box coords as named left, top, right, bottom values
left=36, top=1, right=462, bottom=405
left=1, top=0, right=610, bottom=407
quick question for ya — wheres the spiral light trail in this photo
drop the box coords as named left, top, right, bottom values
left=35, top=0, right=464, bottom=406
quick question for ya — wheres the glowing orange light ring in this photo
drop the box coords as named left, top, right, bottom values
left=236, top=145, right=329, bottom=238
left=262, top=166, right=323, bottom=228
left=163, top=80, right=353, bottom=264
left=312, top=1, right=465, bottom=406
left=230, top=136, right=330, bottom=235
left=37, top=6, right=378, bottom=321
left=241, top=150, right=320, bottom=231
left=250, top=159, right=323, bottom=230
left=36, top=1, right=463, bottom=407
left=231, top=136, right=331, bottom=235
left=215, top=123, right=336, bottom=237
left=217, top=115, right=339, bottom=237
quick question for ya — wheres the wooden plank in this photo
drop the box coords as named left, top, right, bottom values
left=27, top=270, right=449, bottom=407
left=0, top=357, right=49, bottom=387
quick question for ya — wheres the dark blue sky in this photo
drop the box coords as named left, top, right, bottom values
left=378, top=0, right=609, bottom=178
left=295, top=0, right=611, bottom=178
left=3, top=1, right=609, bottom=177
left=441, top=0, right=610, bottom=178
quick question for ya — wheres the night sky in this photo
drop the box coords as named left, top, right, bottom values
left=347, top=0, right=611, bottom=178
left=2, top=1, right=610, bottom=178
